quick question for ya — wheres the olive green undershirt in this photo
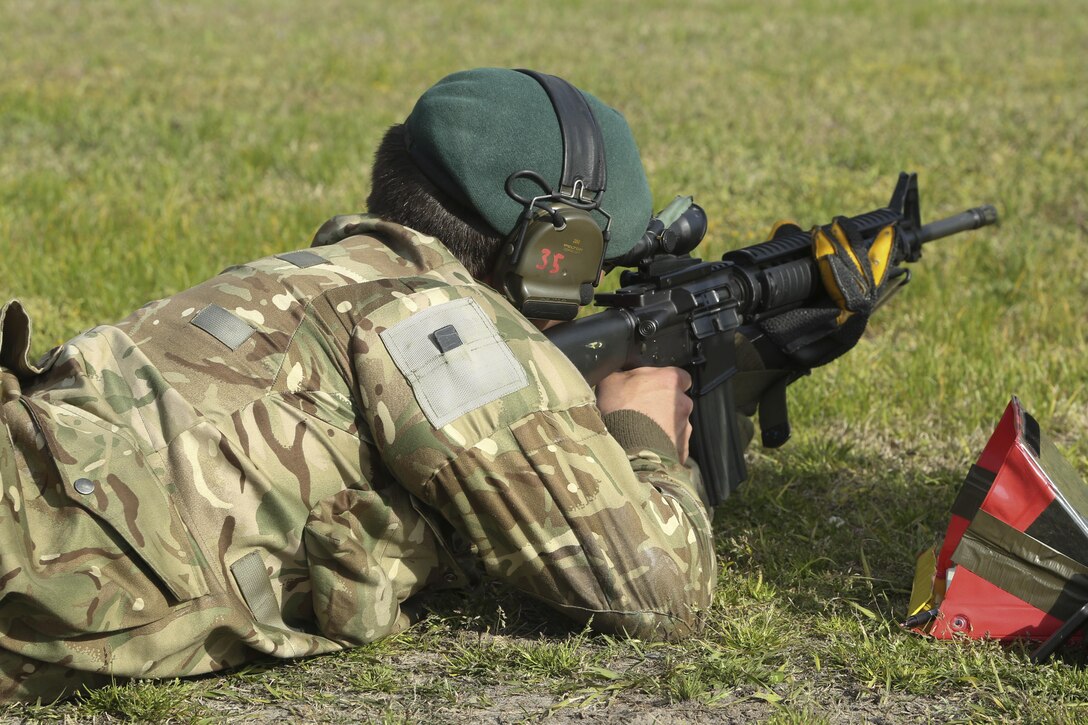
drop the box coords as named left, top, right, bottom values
left=602, top=409, right=679, bottom=461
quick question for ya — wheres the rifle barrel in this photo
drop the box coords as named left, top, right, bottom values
left=918, top=205, right=998, bottom=245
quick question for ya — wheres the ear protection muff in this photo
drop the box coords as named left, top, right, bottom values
left=492, top=70, right=611, bottom=321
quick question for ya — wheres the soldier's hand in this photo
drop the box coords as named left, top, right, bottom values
left=756, top=218, right=896, bottom=370
left=596, top=367, right=694, bottom=462
left=813, top=217, right=895, bottom=323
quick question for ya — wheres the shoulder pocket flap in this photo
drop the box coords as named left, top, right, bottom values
left=23, top=399, right=210, bottom=602
left=379, top=297, right=528, bottom=428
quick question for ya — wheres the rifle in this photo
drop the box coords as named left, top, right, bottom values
left=544, top=172, right=998, bottom=507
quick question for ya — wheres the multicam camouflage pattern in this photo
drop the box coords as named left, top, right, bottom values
left=0, top=217, right=715, bottom=701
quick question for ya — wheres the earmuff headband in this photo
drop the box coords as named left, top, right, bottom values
left=514, top=69, right=607, bottom=200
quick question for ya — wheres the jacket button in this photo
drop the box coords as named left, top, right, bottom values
left=73, top=478, right=96, bottom=495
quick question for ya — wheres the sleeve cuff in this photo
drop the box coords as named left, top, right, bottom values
left=601, top=409, right=679, bottom=460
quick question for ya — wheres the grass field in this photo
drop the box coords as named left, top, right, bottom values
left=2, top=0, right=1087, bottom=721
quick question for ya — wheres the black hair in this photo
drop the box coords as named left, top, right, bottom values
left=366, top=124, right=505, bottom=280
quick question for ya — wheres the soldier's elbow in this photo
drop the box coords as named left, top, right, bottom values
left=588, top=605, right=707, bottom=642
left=575, top=565, right=714, bottom=641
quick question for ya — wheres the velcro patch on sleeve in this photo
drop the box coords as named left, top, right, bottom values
left=277, top=250, right=327, bottom=269
left=191, top=304, right=254, bottom=351
left=379, top=298, right=528, bottom=428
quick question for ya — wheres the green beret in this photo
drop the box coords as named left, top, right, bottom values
left=404, top=68, right=652, bottom=261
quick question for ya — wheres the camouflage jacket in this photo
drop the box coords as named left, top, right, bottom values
left=0, top=217, right=715, bottom=701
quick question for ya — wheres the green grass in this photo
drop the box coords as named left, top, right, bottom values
left=2, top=0, right=1087, bottom=721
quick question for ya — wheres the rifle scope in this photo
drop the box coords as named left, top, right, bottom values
left=609, top=196, right=707, bottom=267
